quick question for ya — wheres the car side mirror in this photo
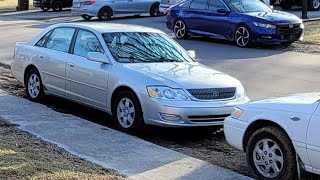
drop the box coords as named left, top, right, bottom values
left=217, top=9, right=230, bottom=14
left=87, top=52, right=110, bottom=64
left=187, top=50, right=196, bottom=59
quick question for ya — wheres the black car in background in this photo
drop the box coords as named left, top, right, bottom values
left=33, top=0, right=73, bottom=12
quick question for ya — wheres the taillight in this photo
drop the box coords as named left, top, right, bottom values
left=83, top=0, right=96, bottom=5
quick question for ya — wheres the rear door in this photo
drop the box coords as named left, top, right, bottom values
left=307, top=104, right=320, bottom=174
left=109, top=0, right=128, bottom=14
left=183, top=0, right=209, bottom=35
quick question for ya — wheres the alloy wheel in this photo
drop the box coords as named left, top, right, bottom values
left=313, top=0, right=320, bottom=9
left=99, top=8, right=112, bottom=21
left=253, top=138, right=284, bottom=178
left=235, top=27, right=250, bottom=47
left=174, top=21, right=186, bottom=39
left=150, top=3, right=160, bottom=16
left=28, top=74, right=41, bottom=99
left=117, top=98, right=135, bottom=129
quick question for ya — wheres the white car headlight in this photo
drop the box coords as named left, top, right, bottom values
left=253, top=22, right=276, bottom=29
left=236, top=85, right=247, bottom=98
left=300, top=23, right=304, bottom=29
left=147, top=86, right=190, bottom=101
left=231, top=107, right=244, bottom=119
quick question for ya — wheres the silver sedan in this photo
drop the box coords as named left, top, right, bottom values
left=11, top=23, right=250, bottom=131
left=72, top=0, right=161, bottom=21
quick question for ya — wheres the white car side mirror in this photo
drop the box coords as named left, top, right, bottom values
left=187, top=50, right=196, bottom=59
left=87, top=52, right=110, bottom=64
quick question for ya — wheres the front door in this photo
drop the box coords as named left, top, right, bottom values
left=307, top=103, right=320, bottom=174
left=127, top=0, right=148, bottom=13
left=109, top=0, right=128, bottom=14
left=66, top=29, right=111, bottom=109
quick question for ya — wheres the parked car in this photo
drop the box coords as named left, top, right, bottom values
left=72, top=0, right=161, bottom=21
left=11, top=23, right=249, bottom=131
left=224, top=93, right=320, bottom=179
left=33, top=0, right=73, bottom=12
left=160, top=0, right=184, bottom=14
left=278, top=0, right=320, bottom=11
left=166, top=0, right=304, bottom=47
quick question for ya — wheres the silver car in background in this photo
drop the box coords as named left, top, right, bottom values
left=72, top=0, right=161, bottom=21
left=11, top=23, right=249, bottom=131
left=159, top=0, right=183, bottom=14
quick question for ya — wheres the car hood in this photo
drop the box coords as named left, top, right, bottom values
left=122, top=62, right=241, bottom=89
left=243, top=11, right=302, bottom=24
left=243, top=93, right=320, bottom=114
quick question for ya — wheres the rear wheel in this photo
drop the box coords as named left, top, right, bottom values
left=81, top=14, right=93, bottom=21
left=234, top=25, right=252, bottom=47
left=98, top=7, right=112, bottom=21
left=174, top=20, right=189, bottom=39
left=25, top=69, right=45, bottom=102
left=270, top=0, right=277, bottom=5
left=41, top=6, right=50, bottom=11
left=149, top=3, right=160, bottom=17
left=246, top=126, right=298, bottom=180
left=308, top=0, right=320, bottom=11
left=52, top=1, right=63, bottom=12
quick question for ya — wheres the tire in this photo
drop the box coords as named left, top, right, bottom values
left=149, top=3, right=160, bottom=17
left=174, top=20, right=189, bottom=39
left=234, top=25, right=252, bottom=48
left=113, top=90, right=144, bottom=132
left=308, top=0, right=320, bottom=11
left=81, top=14, right=93, bottom=21
left=280, top=1, right=293, bottom=10
left=98, top=7, right=112, bottom=21
left=52, top=1, right=63, bottom=12
left=25, top=69, right=45, bottom=102
left=281, top=42, right=293, bottom=46
left=41, top=6, right=50, bottom=12
left=270, top=0, right=277, bottom=5
left=246, top=126, right=298, bottom=180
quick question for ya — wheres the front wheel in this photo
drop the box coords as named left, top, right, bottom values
left=246, top=126, right=298, bottom=180
left=234, top=25, right=252, bottom=47
left=52, top=1, right=63, bottom=12
left=41, top=6, right=50, bottom=11
left=174, top=20, right=189, bottom=39
left=308, top=0, right=320, bottom=11
left=149, top=3, right=160, bottom=17
left=279, top=1, right=293, bottom=10
left=81, top=14, right=92, bottom=21
left=113, top=91, right=144, bottom=132
left=25, top=69, right=45, bottom=102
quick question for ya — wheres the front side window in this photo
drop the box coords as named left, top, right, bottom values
left=73, top=30, right=104, bottom=57
left=46, top=28, right=75, bottom=53
left=225, top=0, right=272, bottom=12
left=209, top=0, right=227, bottom=10
left=103, top=32, right=194, bottom=63
left=190, top=0, right=208, bottom=9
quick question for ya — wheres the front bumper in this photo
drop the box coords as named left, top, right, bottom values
left=224, top=117, right=249, bottom=151
left=251, top=25, right=304, bottom=43
left=139, top=94, right=250, bottom=127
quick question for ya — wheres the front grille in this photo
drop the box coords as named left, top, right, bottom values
left=276, top=24, right=302, bottom=40
left=188, top=114, right=230, bottom=123
left=187, top=87, right=236, bottom=100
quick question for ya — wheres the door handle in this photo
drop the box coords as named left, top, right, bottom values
left=68, top=62, right=75, bottom=67
left=39, top=55, right=44, bottom=59
left=290, top=116, right=300, bottom=121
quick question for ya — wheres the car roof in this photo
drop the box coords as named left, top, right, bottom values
left=52, top=22, right=164, bottom=34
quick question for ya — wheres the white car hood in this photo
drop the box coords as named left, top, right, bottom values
left=244, top=93, right=320, bottom=114
left=123, top=62, right=241, bottom=89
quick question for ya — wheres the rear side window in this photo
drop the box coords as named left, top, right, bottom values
left=46, top=28, right=75, bottom=53
left=35, top=31, right=52, bottom=47
left=190, top=0, right=208, bottom=9
left=209, top=0, right=227, bottom=10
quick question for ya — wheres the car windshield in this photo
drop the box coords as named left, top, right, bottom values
left=102, top=32, right=194, bottom=63
left=225, top=0, right=272, bottom=13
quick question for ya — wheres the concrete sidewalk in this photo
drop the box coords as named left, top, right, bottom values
left=0, top=90, right=251, bottom=180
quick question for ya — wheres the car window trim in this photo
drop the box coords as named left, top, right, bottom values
left=70, top=28, right=105, bottom=58
left=209, top=0, right=231, bottom=11
left=34, top=29, right=54, bottom=48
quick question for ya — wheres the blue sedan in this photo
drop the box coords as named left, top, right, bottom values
left=165, top=0, right=304, bottom=47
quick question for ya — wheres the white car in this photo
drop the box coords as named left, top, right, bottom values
left=159, top=0, right=183, bottom=14
left=224, top=93, right=320, bottom=179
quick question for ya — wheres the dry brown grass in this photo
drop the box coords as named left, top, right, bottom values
left=0, top=118, right=124, bottom=180
left=301, top=21, right=320, bottom=46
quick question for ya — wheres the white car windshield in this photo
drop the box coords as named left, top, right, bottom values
left=103, top=32, right=194, bottom=63
left=225, top=0, right=272, bottom=13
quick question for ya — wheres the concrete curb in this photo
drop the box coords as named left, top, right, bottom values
left=0, top=90, right=252, bottom=180
left=303, top=17, right=320, bottom=22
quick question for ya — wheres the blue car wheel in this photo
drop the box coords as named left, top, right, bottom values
left=174, top=20, right=189, bottom=39
left=234, top=25, right=252, bottom=48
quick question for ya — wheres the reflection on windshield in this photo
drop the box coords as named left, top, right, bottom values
left=103, top=32, right=194, bottom=63
left=225, top=0, right=271, bottom=13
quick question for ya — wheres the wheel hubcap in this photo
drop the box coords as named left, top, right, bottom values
left=117, top=98, right=135, bottom=128
left=253, top=139, right=284, bottom=178
left=102, top=9, right=110, bottom=19
left=28, top=74, right=40, bottom=99
left=313, top=0, right=320, bottom=9
left=235, top=27, right=250, bottom=47
left=174, top=21, right=186, bottom=38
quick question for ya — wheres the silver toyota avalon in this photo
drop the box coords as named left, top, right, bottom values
left=11, top=23, right=250, bottom=131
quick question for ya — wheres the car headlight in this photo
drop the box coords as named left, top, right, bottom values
left=147, top=86, right=191, bottom=101
left=231, top=107, right=244, bottom=119
left=300, top=23, right=304, bottom=29
left=236, top=85, right=247, bottom=98
left=253, top=22, right=276, bottom=29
